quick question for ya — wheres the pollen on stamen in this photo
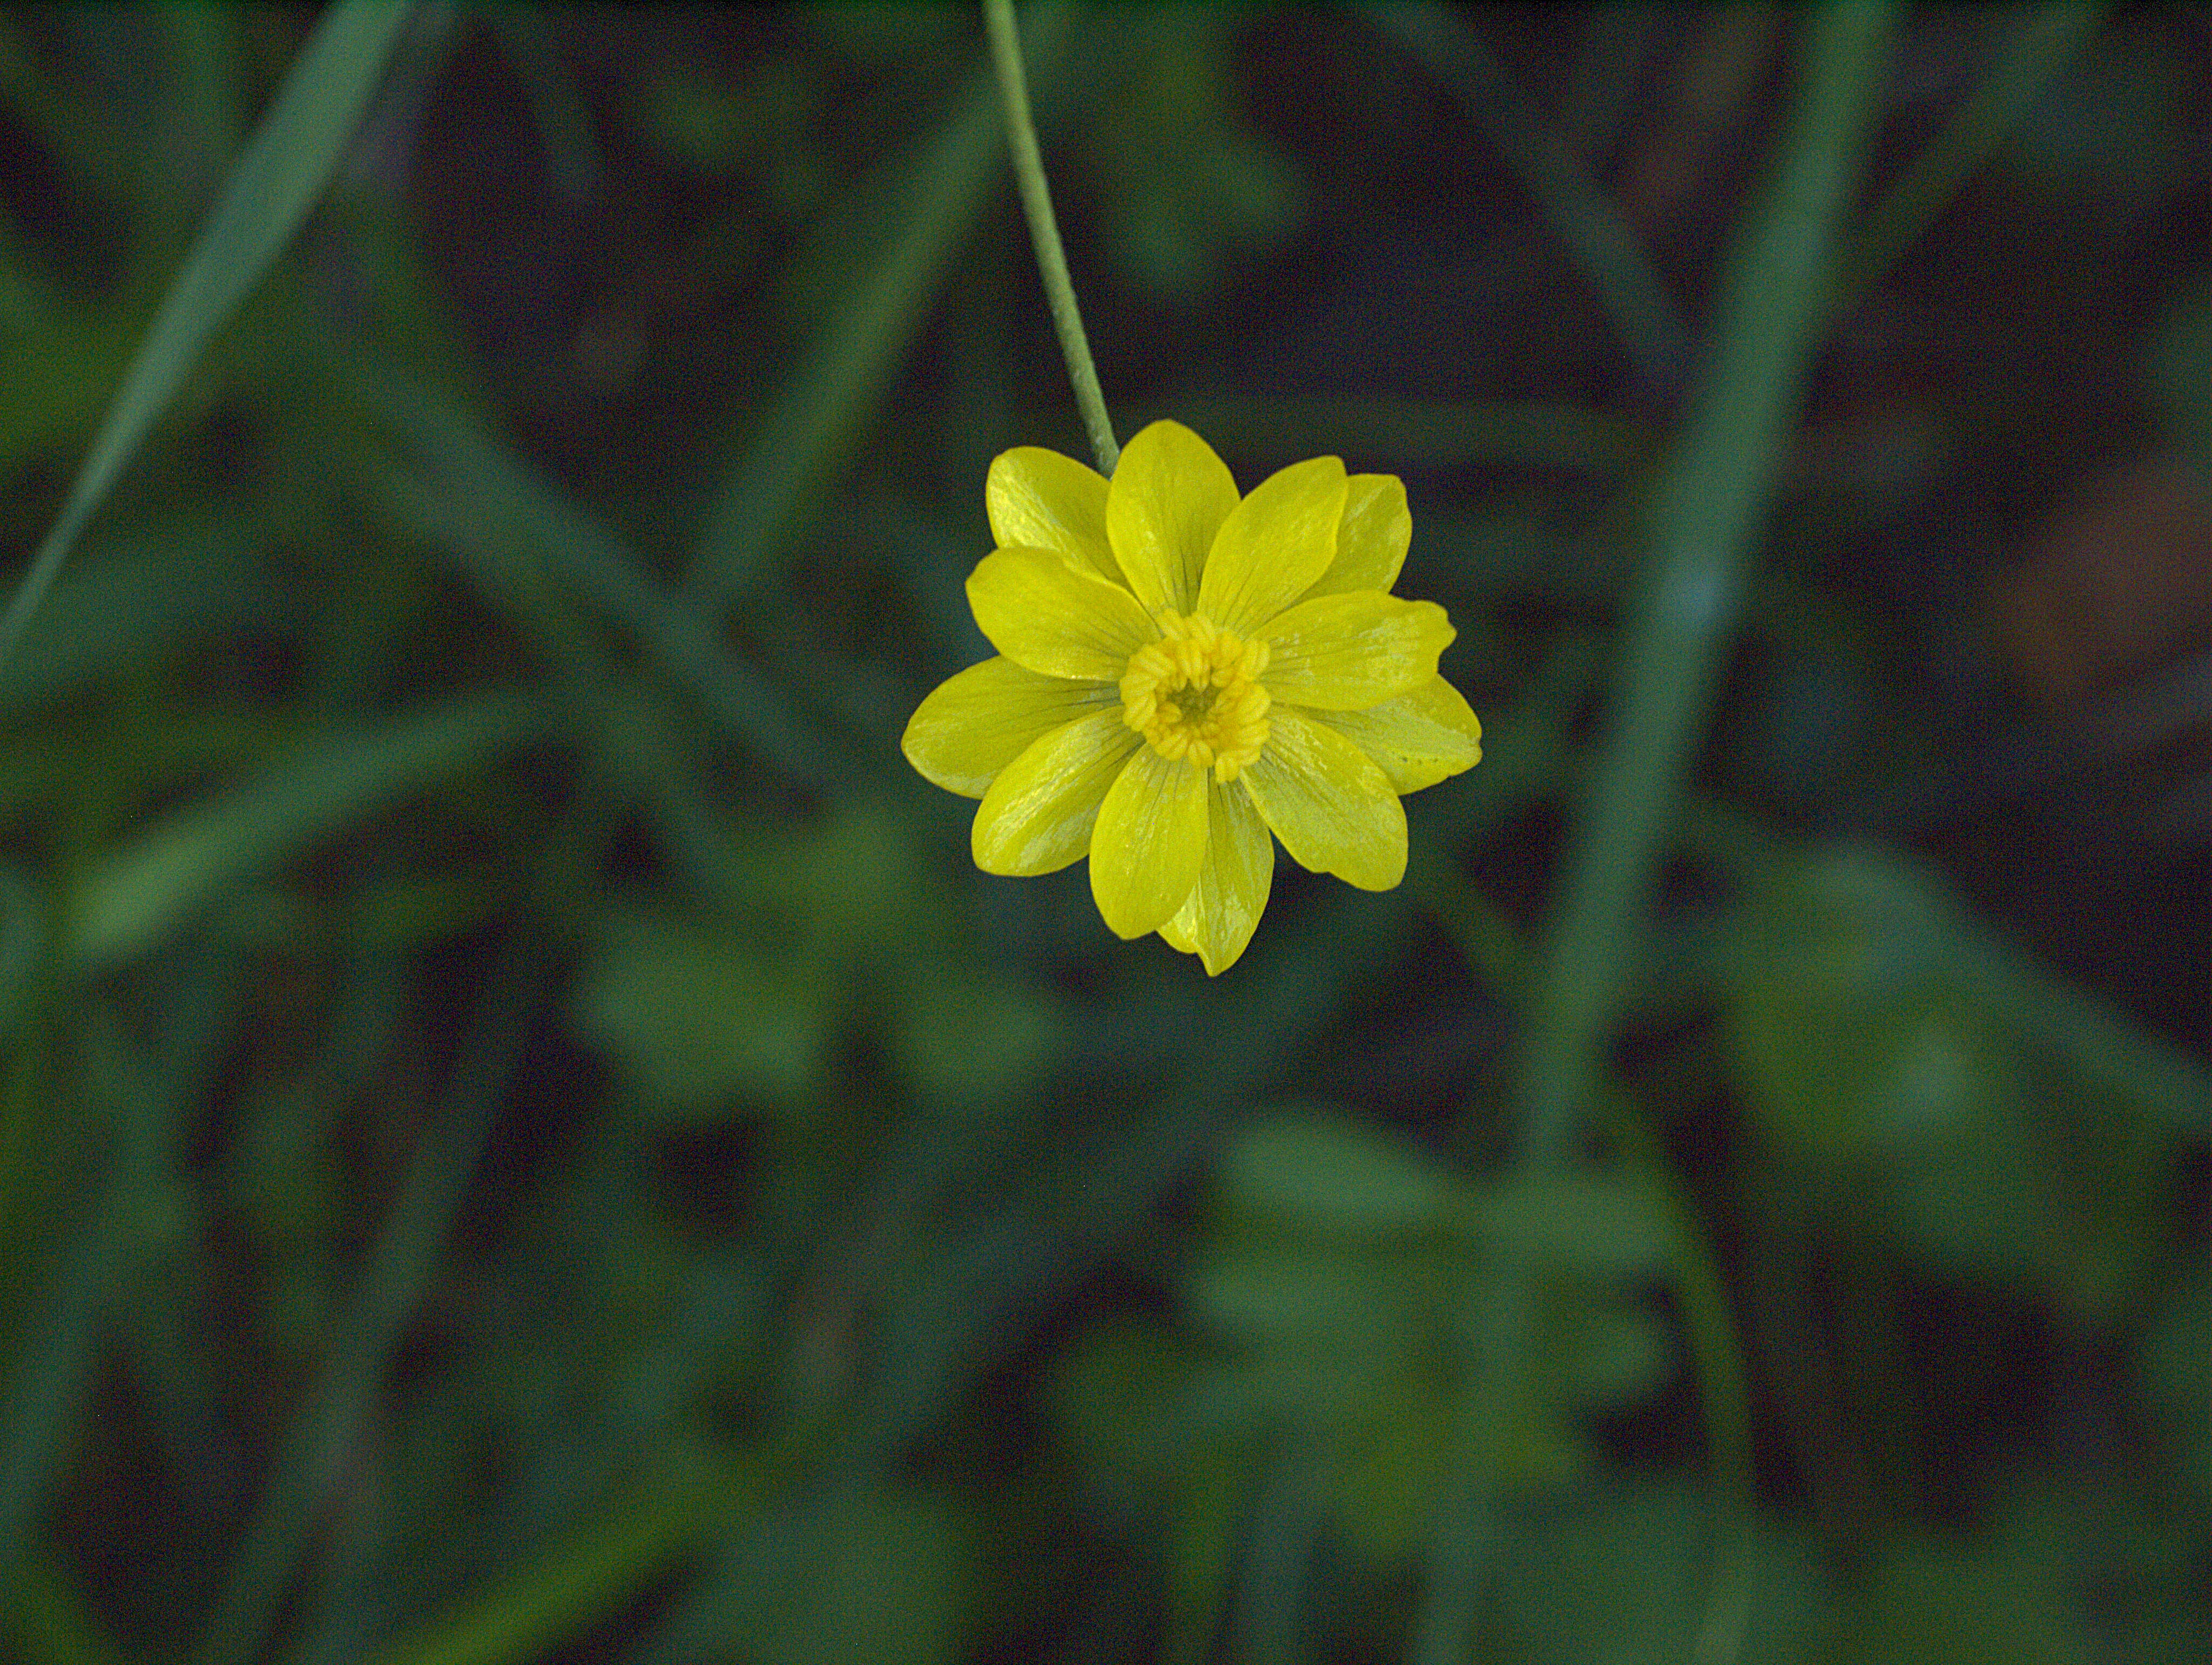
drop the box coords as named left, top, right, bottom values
left=1119, top=611, right=1273, bottom=781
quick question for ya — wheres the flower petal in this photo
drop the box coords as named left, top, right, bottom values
left=1105, top=419, right=1239, bottom=614
left=901, top=656, right=1121, bottom=798
left=1301, top=675, right=1483, bottom=795
left=1089, top=746, right=1210, bottom=939
left=972, top=709, right=1143, bottom=875
left=1301, top=473, right=1410, bottom=600
left=968, top=546, right=1159, bottom=680
left=1158, top=778, right=1274, bottom=975
left=1258, top=591, right=1455, bottom=709
left=1242, top=708, right=1406, bottom=890
left=986, top=447, right=1118, bottom=584
left=1197, top=455, right=1348, bottom=635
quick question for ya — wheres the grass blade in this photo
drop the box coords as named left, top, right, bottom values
left=191, top=932, right=551, bottom=1665
left=1838, top=3, right=2105, bottom=305
left=0, top=0, right=414, bottom=673
left=69, top=692, right=547, bottom=970
left=370, top=1468, right=733, bottom=1665
left=359, top=375, right=842, bottom=792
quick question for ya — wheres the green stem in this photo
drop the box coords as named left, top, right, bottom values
left=982, top=0, right=1119, bottom=475
left=1412, top=11, right=1898, bottom=1661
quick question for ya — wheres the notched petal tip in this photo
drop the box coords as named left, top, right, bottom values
left=1304, top=674, right=1483, bottom=796
left=1300, top=473, right=1412, bottom=602
left=1259, top=590, right=1456, bottom=710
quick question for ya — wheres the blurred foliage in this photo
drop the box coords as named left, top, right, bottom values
left=0, top=5, right=2205, bottom=1665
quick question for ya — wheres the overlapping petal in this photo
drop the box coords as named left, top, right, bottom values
left=967, top=546, right=1159, bottom=680
left=1258, top=591, right=1454, bottom=710
left=1089, top=745, right=1210, bottom=938
left=986, top=447, right=1118, bottom=583
left=1301, top=675, right=1483, bottom=794
left=1242, top=708, right=1407, bottom=890
left=1105, top=419, right=1238, bottom=614
left=1196, top=455, right=1346, bottom=635
left=901, top=656, right=1120, bottom=798
left=973, top=709, right=1143, bottom=876
left=1300, top=473, right=1410, bottom=600
left=1158, top=779, right=1274, bottom=976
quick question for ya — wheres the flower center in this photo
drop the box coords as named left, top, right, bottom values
left=1119, top=610, right=1273, bottom=782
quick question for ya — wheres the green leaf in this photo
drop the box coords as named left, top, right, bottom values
left=571, top=910, right=836, bottom=1115
left=889, top=970, right=1069, bottom=1109
left=1827, top=1537, right=2103, bottom=1665
left=2136, top=1269, right=2209, bottom=1501
left=1721, top=847, right=2018, bottom=1159
left=1328, top=1369, right=1481, bottom=1566
left=1, top=1545, right=138, bottom=1665
left=1491, top=1485, right=1829, bottom=1665
left=1044, top=1323, right=1193, bottom=1516
left=1215, top=1110, right=1460, bottom=1237
left=1164, top=1441, right=1252, bottom=1665
left=1469, top=1174, right=1674, bottom=1280
left=1547, top=1298, right=1676, bottom=1410
left=372, top=1461, right=739, bottom=1665
left=0, top=515, right=285, bottom=715
left=664, top=1489, right=986, bottom=1665
left=0, top=865, right=41, bottom=1045
left=1182, top=1239, right=1427, bottom=1357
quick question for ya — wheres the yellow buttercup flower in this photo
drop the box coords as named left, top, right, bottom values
left=901, top=419, right=1482, bottom=975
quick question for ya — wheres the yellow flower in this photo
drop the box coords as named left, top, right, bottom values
left=901, top=419, right=1481, bottom=975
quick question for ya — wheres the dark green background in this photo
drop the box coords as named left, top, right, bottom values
left=0, top=5, right=2204, bottom=1663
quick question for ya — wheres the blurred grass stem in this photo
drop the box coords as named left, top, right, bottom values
left=1836, top=3, right=2103, bottom=308
left=1518, top=1, right=1898, bottom=1173
left=191, top=931, right=556, bottom=1665
left=1418, top=10, right=1899, bottom=1665
left=983, top=0, right=1119, bottom=475
left=1372, top=2, right=1690, bottom=390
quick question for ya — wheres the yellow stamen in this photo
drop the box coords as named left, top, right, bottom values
left=1119, top=610, right=1272, bottom=782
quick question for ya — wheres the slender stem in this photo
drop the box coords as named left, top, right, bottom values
left=982, top=0, right=1119, bottom=475
left=1410, top=11, right=1899, bottom=1662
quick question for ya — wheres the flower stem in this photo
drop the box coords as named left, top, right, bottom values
left=982, top=0, right=1120, bottom=475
